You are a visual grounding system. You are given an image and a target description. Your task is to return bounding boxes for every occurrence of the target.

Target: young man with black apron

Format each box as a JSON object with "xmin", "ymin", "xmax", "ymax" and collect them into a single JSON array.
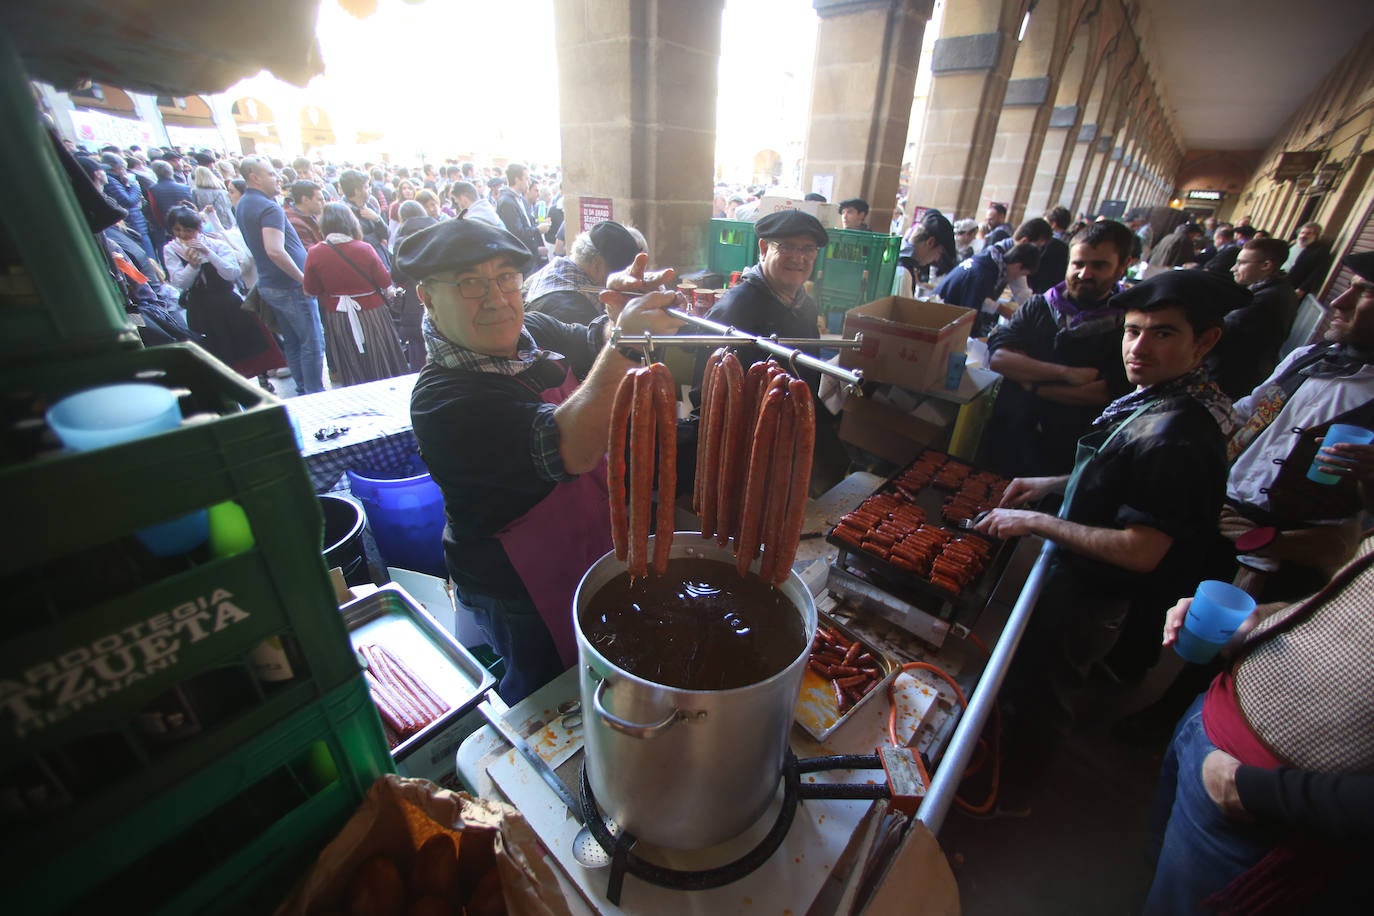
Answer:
[
  {"xmin": 974, "ymin": 270, "xmax": 1248, "ymax": 814},
  {"xmin": 399, "ymin": 217, "xmax": 682, "ymax": 703}
]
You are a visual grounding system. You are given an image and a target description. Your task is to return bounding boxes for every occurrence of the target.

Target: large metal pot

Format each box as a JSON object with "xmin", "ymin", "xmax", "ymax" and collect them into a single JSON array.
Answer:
[{"xmin": 574, "ymin": 535, "xmax": 816, "ymax": 849}]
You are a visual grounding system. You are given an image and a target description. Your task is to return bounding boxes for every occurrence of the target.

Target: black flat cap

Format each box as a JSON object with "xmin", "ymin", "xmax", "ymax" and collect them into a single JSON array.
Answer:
[
  {"xmin": 1111, "ymin": 268, "xmax": 1252, "ymax": 319},
  {"xmin": 755, "ymin": 209, "xmax": 828, "ymax": 246},
  {"xmin": 395, "ymin": 215, "xmax": 532, "ymax": 280},
  {"xmin": 588, "ymin": 220, "xmax": 640, "ymax": 272},
  {"xmin": 1342, "ymin": 251, "xmax": 1374, "ymax": 284},
  {"xmin": 921, "ymin": 210, "xmax": 956, "ymax": 257}
]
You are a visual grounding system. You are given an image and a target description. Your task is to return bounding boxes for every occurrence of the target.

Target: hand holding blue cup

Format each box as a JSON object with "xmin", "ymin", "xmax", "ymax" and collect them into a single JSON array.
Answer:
[
  {"xmin": 1175, "ymin": 580, "xmax": 1256, "ymax": 665},
  {"xmin": 1307, "ymin": 423, "xmax": 1374, "ymax": 485}
]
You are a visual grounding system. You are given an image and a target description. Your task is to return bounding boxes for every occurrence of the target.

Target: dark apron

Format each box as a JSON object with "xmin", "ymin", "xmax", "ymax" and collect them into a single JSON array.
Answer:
[{"xmin": 494, "ymin": 367, "xmax": 613, "ymax": 667}]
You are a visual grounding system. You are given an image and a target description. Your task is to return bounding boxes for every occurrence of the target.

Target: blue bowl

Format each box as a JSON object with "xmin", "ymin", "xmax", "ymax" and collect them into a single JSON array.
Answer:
[{"xmin": 47, "ymin": 383, "xmax": 182, "ymax": 451}]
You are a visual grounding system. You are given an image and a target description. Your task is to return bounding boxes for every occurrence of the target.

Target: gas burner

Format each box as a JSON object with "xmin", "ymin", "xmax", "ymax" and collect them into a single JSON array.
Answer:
[{"xmin": 578, "ymin": 751, "xmax": 892, "ymax": 905}]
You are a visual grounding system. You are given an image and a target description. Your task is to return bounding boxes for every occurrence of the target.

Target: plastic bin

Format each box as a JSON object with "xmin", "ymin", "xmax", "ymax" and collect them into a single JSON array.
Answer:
[
  {"xmin": 0, "ymin": 32, "xmax": 141, "ymax": 364},
  {"xmin": 15, "ymin": 676, "xmax": 393, "ymax": 915},
  {"xmin": 817, "ymin": 229, "xmax": 902, "ymax": 314},
  {"xmin": 0, "ymin": 344, "xmax": 375, "ymax": 896},
  {"xmin": 347, "ymin": 455, "xmax": 447, "ymax": 578},
  {"xmin": 706, "ymin": 219, "xmax": 758, "ymax": 277}
]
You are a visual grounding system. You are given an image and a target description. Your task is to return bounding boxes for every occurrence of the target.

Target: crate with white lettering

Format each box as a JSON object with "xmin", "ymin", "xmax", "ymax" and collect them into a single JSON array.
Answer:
[{"xmin": 0, "ymin": 343, "xmax": 389, "ymax": 910}]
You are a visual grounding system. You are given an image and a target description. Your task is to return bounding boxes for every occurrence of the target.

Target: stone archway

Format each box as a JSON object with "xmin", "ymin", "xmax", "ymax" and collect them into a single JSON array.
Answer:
[
  {"xmin": 753, "ymin": 149, "xmax": 783, "ymax": 185},
  {"xmin": 230, "ymin": 97, "xmax": 280, "ymax": 155}
]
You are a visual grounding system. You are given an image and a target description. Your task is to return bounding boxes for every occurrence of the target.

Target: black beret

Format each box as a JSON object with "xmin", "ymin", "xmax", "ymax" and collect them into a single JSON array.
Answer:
[
  {"xmin": 1342, "ymin": 251, "xmax": 1374, "ymax": 284},
  {"xmin": 1110, "ymin": 268, "xmax": 1252, "ymax": 318},
  {"xmin": 755, "ymin": 209, "xmax": 828, "ymax": 246},
  {"xmin": 921, "ymin": 210, "xmax": 956, "ymax": 257},
  {"xmin": 395, "ymin": 215, "xmax": 532, "ymax": 280},
  {"xmin": 588, "ymin": 220, "xmax": 640, "ymax": 273}
]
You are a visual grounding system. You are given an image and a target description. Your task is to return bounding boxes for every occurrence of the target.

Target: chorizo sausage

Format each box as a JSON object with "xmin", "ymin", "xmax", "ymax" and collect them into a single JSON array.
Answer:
[
  {"xmin": 770, "ymin": 377, "xmax": 816, "ymax": 585},
  {"xmin": 627, "ymin": 367, "xmax": 655, "ymax": 578},
  {"xmin": 607, "ymin": 369, "xmax": 636, "ymax": 561},
  {"xmin": 715, "ymin": 353, "xmax": 747, "ymax": 545},
  {"xmin": 757, "ymin": 390, "xmax": 796, "ymax": 584},
  {"xmin": 694, "ymin": 348, "xmax": 726, "ymax": 515},
  {"xmin": 698, "ymin": 357, "xmax": 728, "ymax": 539},
  {"xmin": 734, "ymin": 385, "xmax": 782, "ymax": 575},
  {"xmin": 650, "ymin": 363, "xmax": 678, "ymax": 575}
]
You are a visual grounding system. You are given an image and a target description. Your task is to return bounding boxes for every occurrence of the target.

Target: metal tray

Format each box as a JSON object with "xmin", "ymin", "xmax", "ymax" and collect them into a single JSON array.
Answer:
[
  {"xmin": 794, "ymin": 611, "xmax": 898, "ymax": 743},
  {"xmin": 824, "ymin": 450, "xmax": 1012, "ymax": 613},
  {"xmin": 341, "ymin": 583, "xmax": 496, "ymax": 763}
]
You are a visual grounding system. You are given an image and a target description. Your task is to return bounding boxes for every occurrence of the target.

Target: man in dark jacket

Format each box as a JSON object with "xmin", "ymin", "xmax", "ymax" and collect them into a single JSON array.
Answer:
[
  {"xmin": 936, "ymin": 241, "xmax": 1040, "ymax": 337},
  {"xmin": 1027, "ymin": 206, "xmax": 1072, "ymax": 295},
  {"xmin": 979, "ymin": 220, "xmax": 1137, "ymax": 478},
  {"xmin": 338, "ymin": 168, "xmax": 392, "ymax": 269},
  {"xmin": 146, "ymin": 159, "xmax": 194, "ymax": 258},
  {"xmin": 1287, "ymin": 221, "xmax": 1333, "ymax": 300},
  {"xmin": 1205, "ymin": 238, "xmax": 1297, "ymax": 398},
  {"xmin": 496, "ymin": 163, "xmax": 547, "ymax": 265},
  {"xmin": 100, "ymin": 152, "xmax": 156, "ymax": 263}
]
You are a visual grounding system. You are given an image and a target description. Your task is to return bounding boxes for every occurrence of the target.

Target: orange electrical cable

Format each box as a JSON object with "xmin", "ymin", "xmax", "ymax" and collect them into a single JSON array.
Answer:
[{"xmin": 886, "ymin": 653, "xmax": 1001, "ymax": 815}]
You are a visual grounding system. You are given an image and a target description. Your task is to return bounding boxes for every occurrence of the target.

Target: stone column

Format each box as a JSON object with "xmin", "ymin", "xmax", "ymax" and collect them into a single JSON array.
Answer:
[
  {"xmin": 553, "ymin": 0, "xmax": 726, "ymax": 270},
  {"xmin": 802, "ymin": 0, "xmax": 936, "ymax": 233},
  {"xmin": 906, "ymin": 0, "xmax": 1029, "ymax": 217}
]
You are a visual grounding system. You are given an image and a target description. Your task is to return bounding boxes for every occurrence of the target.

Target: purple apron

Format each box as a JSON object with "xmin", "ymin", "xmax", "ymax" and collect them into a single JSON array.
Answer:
[{"xmin": 495, "ymin": 368, "xmax": 613, "ymax": 666}]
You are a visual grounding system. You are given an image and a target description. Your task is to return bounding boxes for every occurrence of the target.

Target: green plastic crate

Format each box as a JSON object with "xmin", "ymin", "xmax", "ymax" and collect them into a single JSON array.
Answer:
[
  {"xmin": 817, "ymin": 229, "xmax": 901, "ymax": 313},
  {"xmin": 706, "ymin": 219, "xmax": 758, "ymax": 277},
  {"xmin": 12, "ymin": 675, "xmax": 393, "ymax": 915},
  {"xmin": 0, "ymin": 344, "xmax": 369, "ymax": 883},
  {"xmin": 0, "ymin": 32, "xmax": 141, "ymax": 364}
]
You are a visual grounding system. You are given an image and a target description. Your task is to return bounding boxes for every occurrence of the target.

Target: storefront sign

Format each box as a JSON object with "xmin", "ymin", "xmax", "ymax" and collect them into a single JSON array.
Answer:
[
  {"xmin": 1186, "ymin": 189, "xmax": 1224, "ymax": 201},
  {"xmin": 69, "ymin": 108, "xmax": 159, "ymax": 151}
]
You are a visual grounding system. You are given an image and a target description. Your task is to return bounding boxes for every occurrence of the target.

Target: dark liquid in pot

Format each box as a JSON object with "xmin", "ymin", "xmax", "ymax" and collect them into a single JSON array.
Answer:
[{"xmin": 581, "ymin": 558, "xmax": 807, "ymax": 690}]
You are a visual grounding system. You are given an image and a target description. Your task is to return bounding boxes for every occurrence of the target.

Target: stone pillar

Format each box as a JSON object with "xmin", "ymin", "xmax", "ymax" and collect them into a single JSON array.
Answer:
[
  {"xmin": 802, "ymin": 0, "xmax": 936, "ymax": 233},
  {"xmin": 907, "ymin": 0, "xmax": 1028, "ymax": 217},
  {"xmin": 553, "ymin": 0, "xmax": 725, "ymax": 270},
  {"xmin": 1076, "ymin": 60, "xmax": 1140, "ymax": 216}
]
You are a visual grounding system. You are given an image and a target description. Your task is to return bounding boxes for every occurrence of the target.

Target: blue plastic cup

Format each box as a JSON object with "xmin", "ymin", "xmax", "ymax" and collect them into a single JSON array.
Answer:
[
  {"xmin": 46, "ymin": 383, "xmax": 208, "ymax": 557},
  {"xmin": 1175, "ymin": 580, "xmax": 1256, "ymax": 664},
  {"xmin": 1306, "ymin": 423, "xmax": 1374, "ymax": 485}
]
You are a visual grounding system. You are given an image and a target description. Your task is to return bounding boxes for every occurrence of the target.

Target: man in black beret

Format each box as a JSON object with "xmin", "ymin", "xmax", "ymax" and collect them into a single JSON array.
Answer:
[
  {"xmin": 523, "ymin": 219, "xmax": 643, "ymax": 324},
  {"xmin": 400, "ymin": 216, "xmax": 682, "ymax": 703},
  {"xmin": 691, "ymin": 209, "xmax": 847, "ymax": 491},
  {"xmin": 1219, "ymin": 249, "xmax": 1374, "ymax": 596},
  {"xmin": 977, "ymin": 268, "xmax": 1243, "ymax": 813}
]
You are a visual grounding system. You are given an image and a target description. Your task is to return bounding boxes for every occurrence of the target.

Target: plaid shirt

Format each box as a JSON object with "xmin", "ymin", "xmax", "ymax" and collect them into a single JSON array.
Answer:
[{"xmin": 422, "ymin": 313, "xmax": 573, "ymax": 482}]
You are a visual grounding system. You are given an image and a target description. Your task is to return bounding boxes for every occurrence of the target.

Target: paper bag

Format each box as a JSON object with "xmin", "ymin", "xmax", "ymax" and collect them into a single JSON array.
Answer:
[{"xmin": 275, "ymin": 774, "xmax": 573, "ymax": 916}]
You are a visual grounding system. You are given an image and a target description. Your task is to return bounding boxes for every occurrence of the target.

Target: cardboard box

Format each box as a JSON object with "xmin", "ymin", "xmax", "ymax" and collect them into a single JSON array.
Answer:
[
  {"xmin": 750, "ymin": 195, "xmax": 841, "ymax": 228},
  {"xmin": 838, "ymin": 394, "xmax": 956, "ymax": 466},
  {"xmin": 840, "ymin": 297, "xmax": 975, "ymax": 392}
]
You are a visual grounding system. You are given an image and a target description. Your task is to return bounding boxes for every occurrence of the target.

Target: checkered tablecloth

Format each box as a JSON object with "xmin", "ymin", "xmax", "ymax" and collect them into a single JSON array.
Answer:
[{"xmin": 286, "ymin": 374, "xmax": 422, "ymax": 492}]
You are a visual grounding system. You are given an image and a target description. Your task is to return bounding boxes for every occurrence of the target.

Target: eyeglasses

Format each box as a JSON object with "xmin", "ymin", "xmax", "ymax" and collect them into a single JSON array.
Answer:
[
  {"xmin": 425, "ymin": 271, "xmax": 523, "ymax": 300},
  {"xmin": 770, "ymin": 242, "xmax": 821, "ymax": 259}
]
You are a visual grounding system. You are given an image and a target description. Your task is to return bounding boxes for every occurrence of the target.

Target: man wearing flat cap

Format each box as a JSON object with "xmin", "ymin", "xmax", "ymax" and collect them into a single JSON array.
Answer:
[
  {"xmin": 693, "ymin": 209, "xmax": 847, "ymax": 491},
  {"xmin": 1218, "ymin": 250, "xmax": 1374, "ymax": 595},
  {"xmin": 401, "ymin": 216, "xmax": 682, "ymax": 704},
  {"xmin": 977, "ymin": 269, "xmax": 1244, "ymax": 812},
  {"xmin": 523, "ymin": 220, "xmax": 643, "ymax": 325}
]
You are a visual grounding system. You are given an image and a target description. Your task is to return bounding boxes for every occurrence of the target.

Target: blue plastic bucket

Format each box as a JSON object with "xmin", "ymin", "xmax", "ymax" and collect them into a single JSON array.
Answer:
[{"xmin": 346, "ymin": 455, "xmax": 446, "ymax": 578}]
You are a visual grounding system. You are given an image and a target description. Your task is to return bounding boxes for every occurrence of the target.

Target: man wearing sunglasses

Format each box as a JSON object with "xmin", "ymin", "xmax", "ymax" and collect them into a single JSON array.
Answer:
[{"xmin": 399, "ymin": 216, "xmax": 682, "ymax": 704}]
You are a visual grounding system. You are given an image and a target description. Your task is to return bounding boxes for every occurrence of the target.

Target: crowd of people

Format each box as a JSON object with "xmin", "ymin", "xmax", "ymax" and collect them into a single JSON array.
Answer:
[{"xmin": 65, "ymin": 135, "xmax": 1372, "ymax": 913}]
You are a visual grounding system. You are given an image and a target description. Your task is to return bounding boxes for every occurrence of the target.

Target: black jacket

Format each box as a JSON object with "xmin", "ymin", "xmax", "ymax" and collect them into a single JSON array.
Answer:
[
  {"xmin": 1288, "ymin": 240, "xmax": 1332, "ymax": 296},
  {"xmin": 1206, "ymin": 275, "xmax": 1298, "ymax": 400}
]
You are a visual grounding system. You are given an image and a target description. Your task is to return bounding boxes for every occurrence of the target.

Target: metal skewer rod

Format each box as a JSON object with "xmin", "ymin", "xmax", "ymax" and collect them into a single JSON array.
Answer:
[
  {"xmin": 650, "ymin": 335, "xmax": 864, "ymax": 349},
  {"xmin": 616, "ymin": 307, "xmax": 865, "ymax": 388}
]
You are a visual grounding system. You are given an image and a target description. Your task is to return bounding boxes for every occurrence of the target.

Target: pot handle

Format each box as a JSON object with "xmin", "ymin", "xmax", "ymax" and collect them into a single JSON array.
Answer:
[{"xmin": 592, "ymin": 677, "xmax": 697, "ymax": 739}]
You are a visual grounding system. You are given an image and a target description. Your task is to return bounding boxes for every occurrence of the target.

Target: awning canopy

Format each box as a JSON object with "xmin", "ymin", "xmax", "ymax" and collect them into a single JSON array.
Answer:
[{"xmin": 2, "ymin": 0, "xmax": 325, "ymax": 96}]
